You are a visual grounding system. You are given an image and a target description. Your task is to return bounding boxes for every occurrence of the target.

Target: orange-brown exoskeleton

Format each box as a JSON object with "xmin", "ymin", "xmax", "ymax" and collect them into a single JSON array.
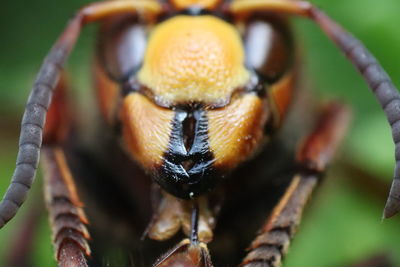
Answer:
[{"xmin": 1, "ymin": 0, "xmax": 400, "ymax": 266}]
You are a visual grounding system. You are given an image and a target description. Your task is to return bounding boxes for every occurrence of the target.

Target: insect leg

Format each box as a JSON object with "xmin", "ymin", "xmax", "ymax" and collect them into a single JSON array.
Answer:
[
  {"xmin": 0, "ymin": 0, "xmax": 162, "ymax": 229},
  {"xmin": 241, "ymin": 102, "xmax": 350, "ymax": 267},
  {"xmin": 39, "ymin": 74, "xmax": 90, "ymax": 267},
  {"xmin": 229, "ymin": 0, "xmax": 400, "ymax": 219},
  {"xmin": 42, "ymin": 147, "xmax": 90, "ymax": 267}
]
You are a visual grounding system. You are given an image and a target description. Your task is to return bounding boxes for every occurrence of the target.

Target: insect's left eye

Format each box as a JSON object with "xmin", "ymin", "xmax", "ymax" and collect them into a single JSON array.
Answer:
[
  {"xmin": 243, "ymin": 17, "xmax": 293, "ymax": 83},
  {"xmin": 98, "ymin": 16, "xmax": 148, "ymax": 81}
]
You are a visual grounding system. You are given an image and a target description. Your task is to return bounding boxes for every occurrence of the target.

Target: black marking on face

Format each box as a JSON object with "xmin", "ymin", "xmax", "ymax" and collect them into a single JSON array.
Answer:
[{"xmin": 155, "ymin": 108, "xmax": 219, "ymax": 199}]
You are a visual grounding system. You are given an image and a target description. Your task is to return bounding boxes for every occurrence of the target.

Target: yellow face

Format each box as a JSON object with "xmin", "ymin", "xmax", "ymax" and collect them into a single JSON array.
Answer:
[
  {"xmin": 137, "ymin": 16, "xmax": 250, "ymax": 107},
  {"xmin": 105, "ymin": 14, "xmax": 294, "ymax": 198}
]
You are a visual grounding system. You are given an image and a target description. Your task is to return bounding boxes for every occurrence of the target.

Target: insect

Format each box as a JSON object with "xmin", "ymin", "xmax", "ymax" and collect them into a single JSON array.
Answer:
[{"xmin": 0, "ymin": 0, "xmax": 399, "ymax": 266}]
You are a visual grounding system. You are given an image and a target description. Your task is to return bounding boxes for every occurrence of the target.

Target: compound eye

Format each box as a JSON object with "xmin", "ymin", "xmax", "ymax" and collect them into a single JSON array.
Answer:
[
  {"xmin": 244, "ymin": 18, "xmax": 293, "ymax": 83},
  {"xmin": 98, "ymin": 17, "xmax": 147, "ymax": 81}
]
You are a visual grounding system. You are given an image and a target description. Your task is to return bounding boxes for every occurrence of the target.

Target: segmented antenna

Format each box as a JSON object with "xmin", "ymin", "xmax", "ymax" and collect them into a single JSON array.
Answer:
[
  {"xmin": 0, "ymin": 0, "xmax": 161, "ymax": 229},
  {"xmin": 309, "ymin": 8, "xmax": 400, "ymax": 218},
  {"xmin": 229, "ymin": 0, "xmax": 400, "ymax": 217},
  {"xmin": 0, "ymin": 18, "xmax": 81, "ymax": 228}
]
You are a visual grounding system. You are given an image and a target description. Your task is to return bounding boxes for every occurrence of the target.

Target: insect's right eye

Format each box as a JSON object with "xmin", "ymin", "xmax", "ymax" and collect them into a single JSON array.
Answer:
[
  {"xmin": 243, "ymin": 16, "xmax": 293, "ymax": 83},
  {"xmin": 98, "ymin": 17, "xmax": 148, "ymax": 81}
]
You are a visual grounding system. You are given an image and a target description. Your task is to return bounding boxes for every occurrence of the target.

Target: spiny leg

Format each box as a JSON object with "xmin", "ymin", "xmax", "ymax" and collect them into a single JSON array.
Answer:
[
  {"xmin": 41, "ymin": 74, "xmax": 90, "ymax": 267},
  {"xmin": 42, "ymin": 147, "xmax": 90, "ymax": 267},
  {"xmin": 241, "ymin": 102, "xmax": 350, "ymax": 267},
  {"xmin": 228, "ymin": 0, "xmax": 400, "ymax": 218},
  {"xmin": 0, "ymin": 0, "xmax": 162, "ymax": 229}
]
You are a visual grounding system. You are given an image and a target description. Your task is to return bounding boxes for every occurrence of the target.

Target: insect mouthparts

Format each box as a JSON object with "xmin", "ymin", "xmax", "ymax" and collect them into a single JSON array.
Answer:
[{"xmin": 153, "ymin": 108, "xmax": 219, "ymax": 199}]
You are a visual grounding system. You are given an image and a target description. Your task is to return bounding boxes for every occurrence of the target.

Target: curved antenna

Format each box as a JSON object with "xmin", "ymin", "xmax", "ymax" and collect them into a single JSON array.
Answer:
[
  {"xmin": 309, "ymin": 9, "xmax": 400, "ymax": 219},
  {"xmin": 229, "ymin": 0, "xmax": 400, "ymax": 219},
  {"xmin": 0, "ymin": 0, "xmax": 162, "ymax": 229}
]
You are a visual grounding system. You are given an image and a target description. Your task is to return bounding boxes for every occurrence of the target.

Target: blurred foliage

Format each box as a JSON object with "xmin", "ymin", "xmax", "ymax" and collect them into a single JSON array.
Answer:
[{"xmin": 0, "ymin": 0, "xmax": 400, "ymax": 266}]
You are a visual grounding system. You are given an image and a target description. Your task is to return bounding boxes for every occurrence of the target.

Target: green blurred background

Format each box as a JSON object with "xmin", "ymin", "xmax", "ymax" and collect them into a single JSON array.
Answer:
[{"xmin": 0, "ymin": 0, "xmax": 400, "ymax": 266}]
